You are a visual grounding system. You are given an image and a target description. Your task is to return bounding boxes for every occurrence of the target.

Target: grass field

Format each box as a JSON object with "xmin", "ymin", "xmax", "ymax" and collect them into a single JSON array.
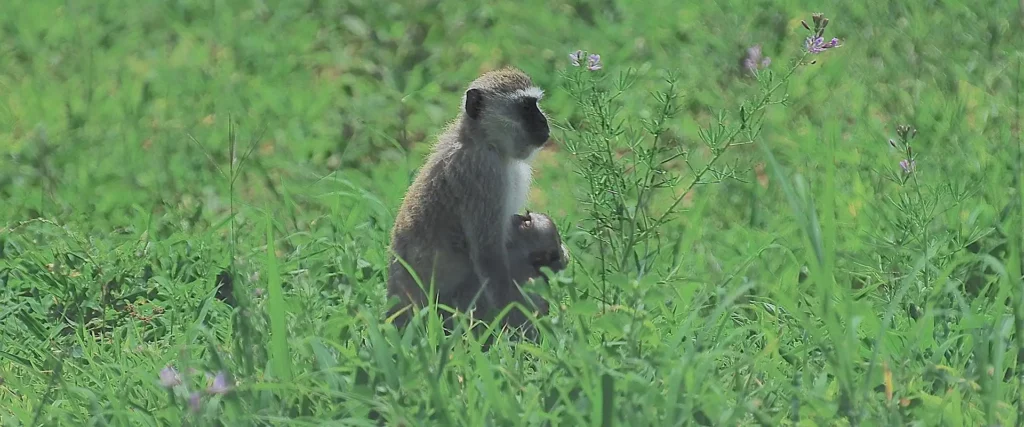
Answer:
[{"xmin": 2, "ymin": 0, "xmax": 1024, "ymax": 425}]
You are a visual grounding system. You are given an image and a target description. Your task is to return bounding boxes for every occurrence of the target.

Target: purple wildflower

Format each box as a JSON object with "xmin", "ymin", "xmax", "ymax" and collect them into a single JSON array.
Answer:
[
  {"xmin": 159, "ymin": 366, "xmax": 182, "ymax": 388},
  {"xmin": 899, "ymin": 159, "xmax": 916, "ymax": 174},
  {"xmin": 569, "ymin": 49, "xmax": 603, "ymax": 71},
  {"xmin": 743, "ymin": 44, "xmax": 771, "ymax": 74},
  {"xmin": 207, "ymin": 371, "xmax": 232, "ymax": 395},
  {"xmin": 805, "ymin": 36, "xmax": 841, "ymax": 54},
  {"xmin": 569, "ymin": 50, "xmax": 583, "ymax": 67},
  {"xmin": 188, "ymin": 392, "xmax": 202, "ymax": 413}
]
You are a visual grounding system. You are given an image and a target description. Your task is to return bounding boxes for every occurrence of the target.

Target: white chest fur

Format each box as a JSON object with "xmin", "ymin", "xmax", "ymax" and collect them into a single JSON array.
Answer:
[{"xmin": 504, "ymin": 159, "xmax": 533, "ymax": 223}]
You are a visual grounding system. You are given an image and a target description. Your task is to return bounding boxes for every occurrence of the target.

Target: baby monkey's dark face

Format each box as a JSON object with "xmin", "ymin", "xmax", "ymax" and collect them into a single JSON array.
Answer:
[{"xmin": 511, "ymin": 212, "xmax": 567, "ymax": 275}]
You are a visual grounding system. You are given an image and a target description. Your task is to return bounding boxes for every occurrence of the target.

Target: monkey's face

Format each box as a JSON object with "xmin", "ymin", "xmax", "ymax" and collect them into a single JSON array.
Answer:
[
  {"xmin": 512, "ymin": 95, "xmax": 551, "ymax": 145},
  {"xmin": 465, "ymin": 87, "xmax": 551, "ymax": 160},
  {"xmin": 512, "ymin": 212, "xmax": 567, "ymax": 272}
]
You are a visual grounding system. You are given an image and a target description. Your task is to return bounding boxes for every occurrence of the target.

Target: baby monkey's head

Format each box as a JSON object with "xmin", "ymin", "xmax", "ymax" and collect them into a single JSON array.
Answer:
[{"xmin": 511, "ymin": 211, "xmax": 569, "ymax": 274}]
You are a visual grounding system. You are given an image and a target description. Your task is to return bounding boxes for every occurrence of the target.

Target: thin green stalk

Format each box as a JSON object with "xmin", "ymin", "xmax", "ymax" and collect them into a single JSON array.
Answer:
[{"xmin": 654, "ymin": 52, "xmax": 808, "ymax": 227}]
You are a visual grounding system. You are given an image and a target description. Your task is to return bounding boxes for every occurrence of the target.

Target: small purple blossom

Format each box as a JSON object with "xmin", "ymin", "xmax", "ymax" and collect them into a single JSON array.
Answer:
[
  {"xmin": 743, "ymin": 44, "xmax": 771, "ymax": 74},
  {"xmin": 899, "ymin": 159, "xmax": 916, "ymax": 174},
  {"xmin": 800, "ymin": 13, "xmax": 842, "ymax": 57},
  {"xmin": 569, "ymin": 49, "xmax": 602, "ymax": 71},
  {"xmin": 805, "ymin": 36, "xmax": 841, "ymax": 54},
  {"xmin": 207, "ymin": 371, "xmax": 232, "ymax": 395},
  {"xmin": 159, "ymin": 366, "xmax": 182, "ymax": 388},
  {"xmin": 569, "ymin": 50, "xmax": 583, "ymax": 67},
  {"xmin": 188, "ymin": 392, "xmax": 202, "ymax": 413}
]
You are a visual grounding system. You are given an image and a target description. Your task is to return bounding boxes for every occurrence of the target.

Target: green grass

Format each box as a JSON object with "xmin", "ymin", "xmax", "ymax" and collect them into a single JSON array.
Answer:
[{"xmin": 1, "ymin": 0, "xmax": 1022, "ymax": 425}]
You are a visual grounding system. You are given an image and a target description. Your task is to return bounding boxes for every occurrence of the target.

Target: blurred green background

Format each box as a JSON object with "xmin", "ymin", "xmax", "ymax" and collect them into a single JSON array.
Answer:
[{"xmin": 1, "ymin": 0, "xmax": 1022, "ymax": 425}]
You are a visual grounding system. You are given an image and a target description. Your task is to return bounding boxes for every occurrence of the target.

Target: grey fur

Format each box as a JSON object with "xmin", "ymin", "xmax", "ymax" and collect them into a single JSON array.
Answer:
[
  {"xmin": 449, "ymin": 211, "xmax": 570, "ymax": 328},
  {"xmin": 386, "ymin": 67, "xmax": 551, "ymax": 329}
]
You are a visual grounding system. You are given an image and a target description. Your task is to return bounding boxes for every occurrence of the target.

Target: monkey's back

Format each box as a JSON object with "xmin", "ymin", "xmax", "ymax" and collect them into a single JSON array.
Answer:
[{"xmin": 387, "ymin": 139, "xmax": 482, "ymax": 303}]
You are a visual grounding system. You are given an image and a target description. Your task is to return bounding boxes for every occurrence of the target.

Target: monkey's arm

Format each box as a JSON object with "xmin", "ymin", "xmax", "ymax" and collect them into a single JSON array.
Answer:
[
  {"xmin": 455, "ymin": 165, "xmax": 516, "ymax": 309},
  {"xmin": 462, "ymin": 215, "xmax": 515, "ymax": 308}
]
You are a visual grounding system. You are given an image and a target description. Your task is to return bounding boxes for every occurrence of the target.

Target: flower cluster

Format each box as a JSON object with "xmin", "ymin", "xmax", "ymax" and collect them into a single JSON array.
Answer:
[
  {"xmin": 742, "ymin": 44, "xmax": 771, "ymax": 74},
  {"xmin": 899, "ymin": 158, "xmax": 916, "ymax": 174},
  {"xmin": 801, "ymin": 13, "xmax": 842, "ymax": 54},
  {"xmin": 159, "ymin": 365, "xmax": 182, "ymax": 388},
  {"xmin": 569, "ymin": 50, "xmax": 602, "ymax": 71},
  {"xmin": 159, "ymin": 366, "xmax": 234, "ymax": 414},
  {"xmin": 888, "ymin": 124, "xmax": 918, "ymax": 175}
]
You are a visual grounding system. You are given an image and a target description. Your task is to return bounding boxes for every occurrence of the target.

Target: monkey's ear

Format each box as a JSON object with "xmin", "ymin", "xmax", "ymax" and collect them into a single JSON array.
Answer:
[{"xmin": 465, "ymin": 88, "xmax": 484, "ymax": 120}]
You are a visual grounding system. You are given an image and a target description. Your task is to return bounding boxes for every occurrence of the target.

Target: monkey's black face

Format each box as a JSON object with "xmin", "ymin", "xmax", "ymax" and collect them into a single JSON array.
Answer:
[
  {"xmin": 517, "ymin": 97, "xmax": 550, "ymax": 146},
  {"xmin": 464, "ymin": 85, "xmax": 551, "ymax": 159}
]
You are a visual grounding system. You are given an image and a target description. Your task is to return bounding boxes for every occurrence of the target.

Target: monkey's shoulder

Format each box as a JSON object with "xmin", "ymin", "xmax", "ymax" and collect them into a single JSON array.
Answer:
[{"xmin": 420, "ymin": 144, "xmax": 507, "ymax": 190}]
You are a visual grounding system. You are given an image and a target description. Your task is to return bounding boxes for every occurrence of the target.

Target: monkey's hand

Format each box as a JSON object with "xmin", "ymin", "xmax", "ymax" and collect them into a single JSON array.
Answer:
[
  {"xmin": 467, "ymin": 242, "xmax": 516, "ymax": 309},
  {"xmin": 462, "ymin": 209, "xmax": 516, "ymax": 311}
]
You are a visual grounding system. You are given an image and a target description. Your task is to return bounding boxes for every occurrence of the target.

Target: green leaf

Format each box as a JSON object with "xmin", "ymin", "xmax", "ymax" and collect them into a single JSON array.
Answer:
[{"xmin": 265, "ymin": 208, "xmax": 292, "ymax": 382}]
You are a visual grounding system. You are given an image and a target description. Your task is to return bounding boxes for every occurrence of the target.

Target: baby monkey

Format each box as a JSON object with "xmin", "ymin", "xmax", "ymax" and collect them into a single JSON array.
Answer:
[{"xmin": 448, "ymin": 211, "xmax": 570, "ymax": 330}]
